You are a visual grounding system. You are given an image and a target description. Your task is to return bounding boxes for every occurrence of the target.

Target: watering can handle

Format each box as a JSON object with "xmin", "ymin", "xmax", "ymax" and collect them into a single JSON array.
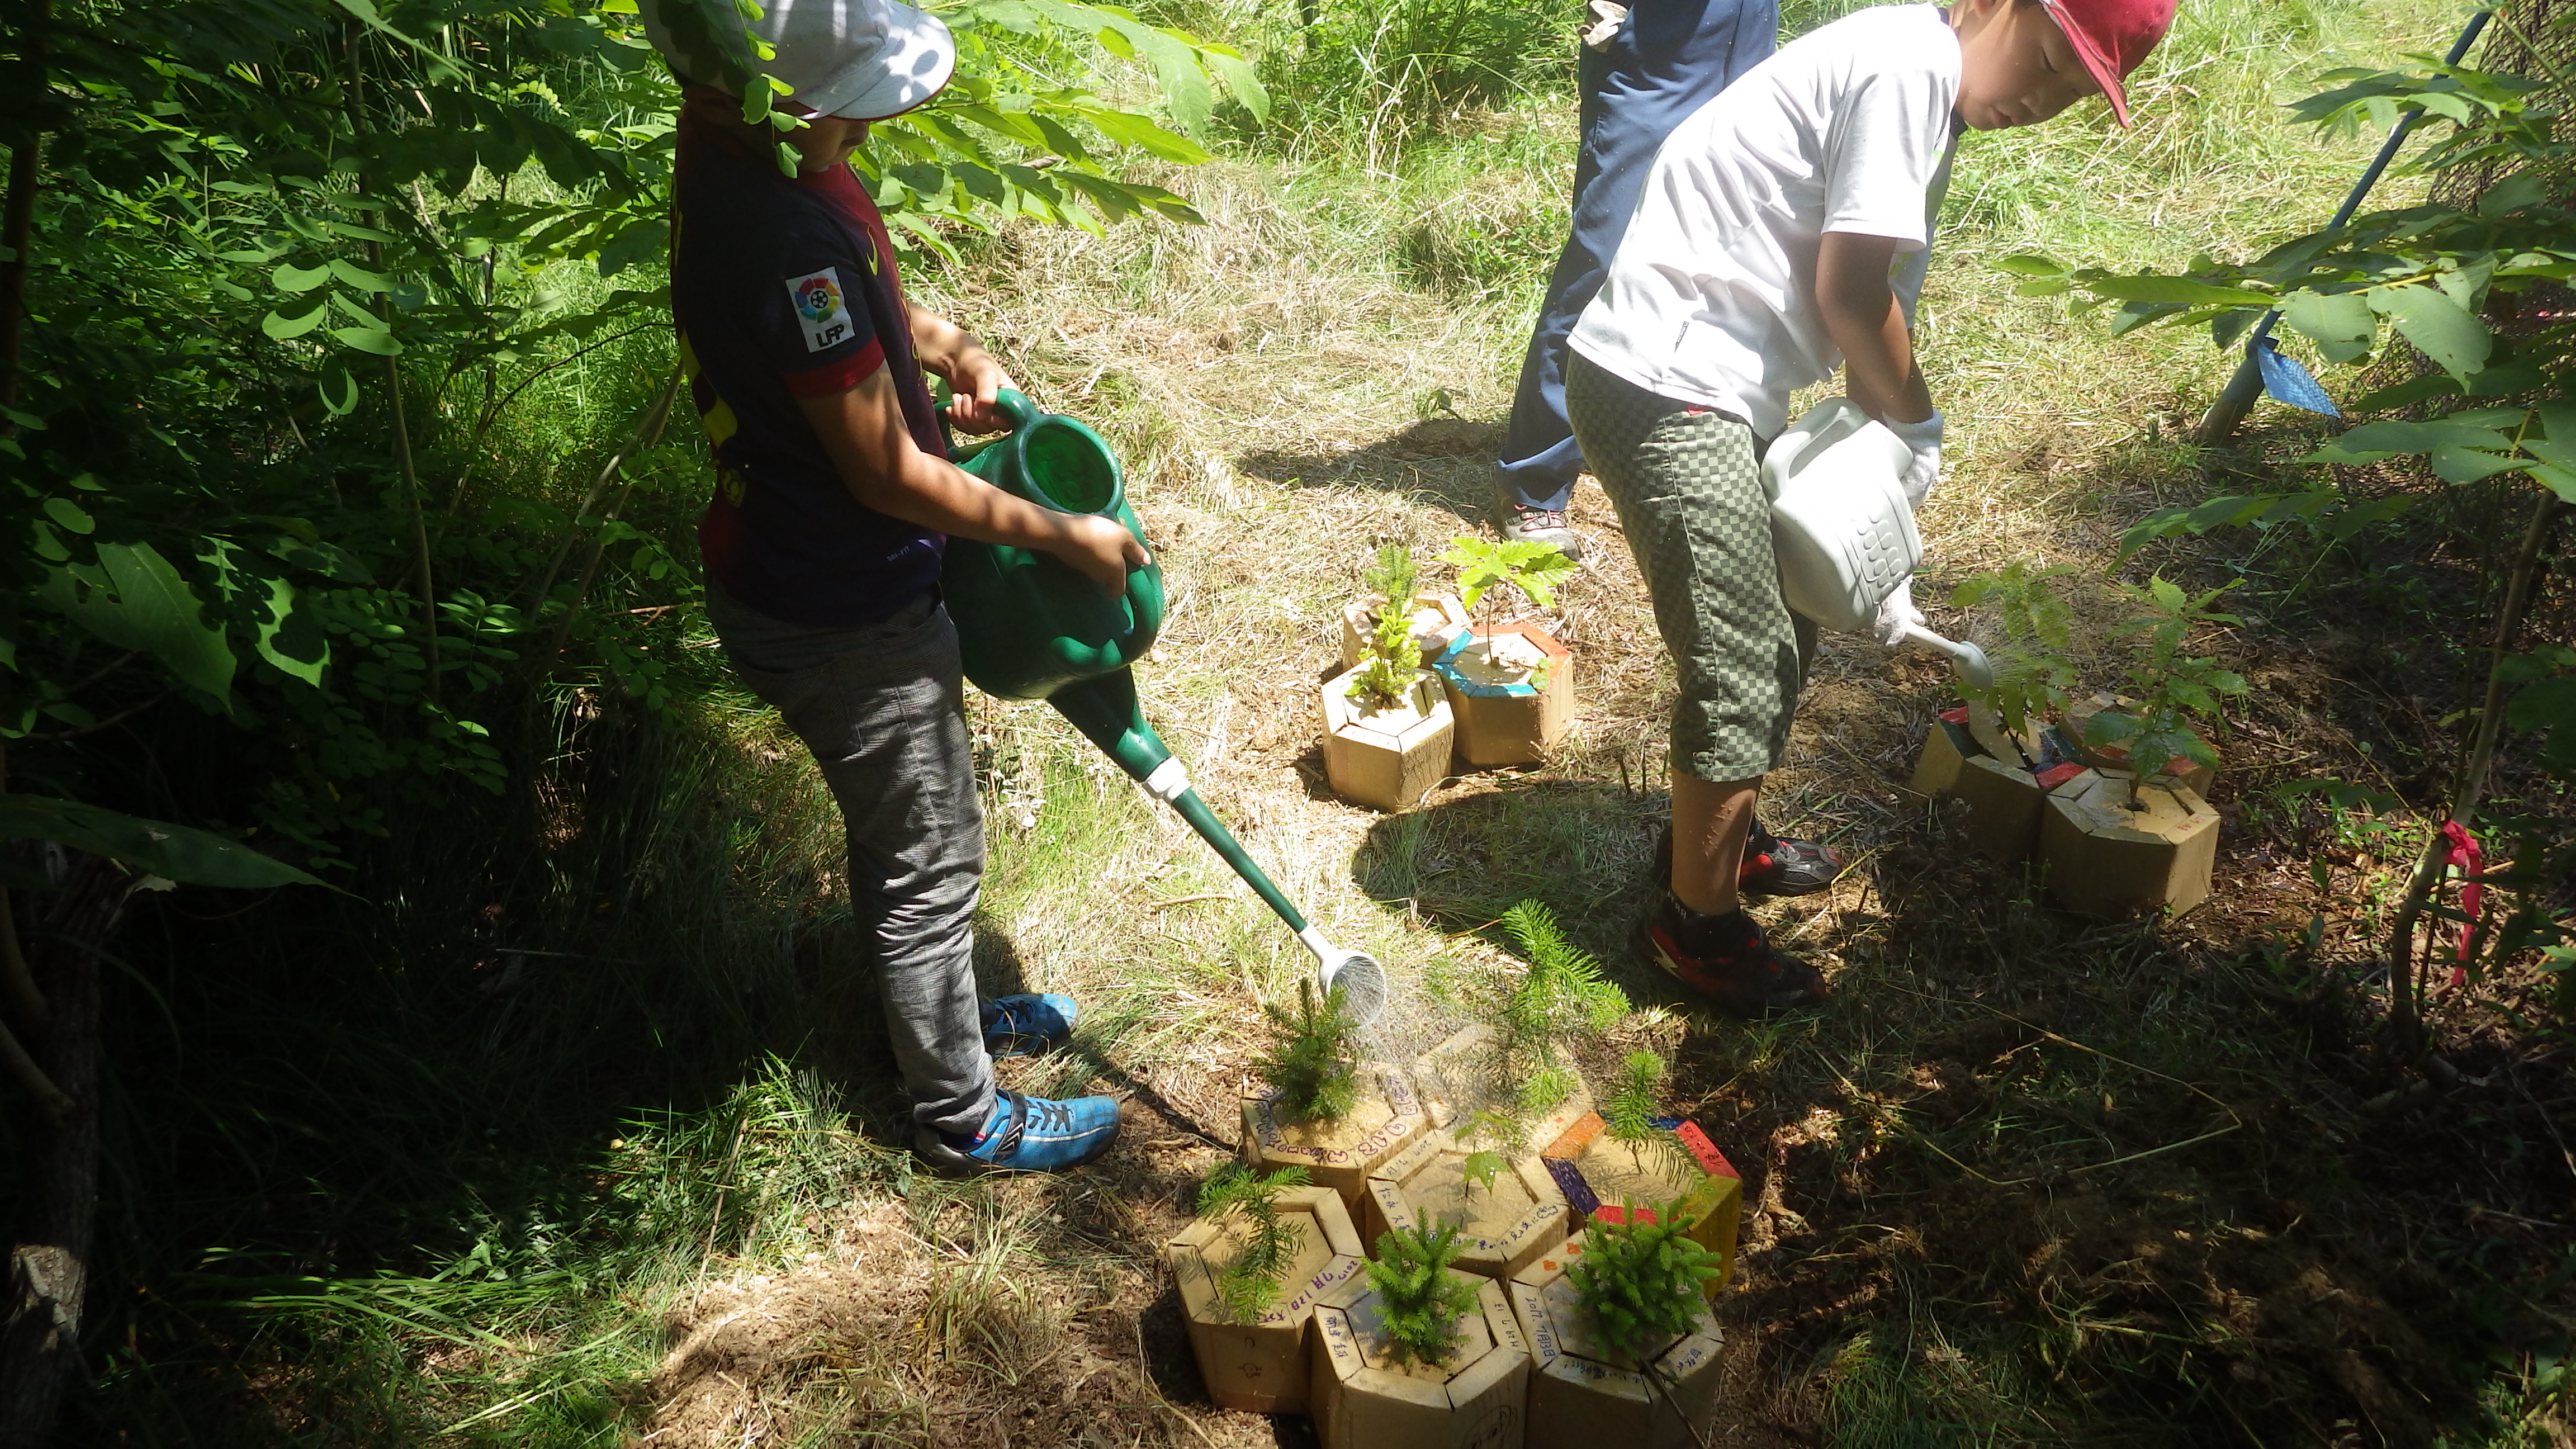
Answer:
[{"xmin": 989, "ymin": 387, "xmax": 1040, "ymax": 434}]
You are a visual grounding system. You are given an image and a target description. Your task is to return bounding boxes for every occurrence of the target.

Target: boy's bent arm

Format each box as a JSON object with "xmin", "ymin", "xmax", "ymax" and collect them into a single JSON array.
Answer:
[
  {"xmin": 796, "ymin": 365, "xmax": 1147, "ymax": 595},
  {"xmin": 1815, "ymin": 230, "xmax": 1935, "ymax": 427}
]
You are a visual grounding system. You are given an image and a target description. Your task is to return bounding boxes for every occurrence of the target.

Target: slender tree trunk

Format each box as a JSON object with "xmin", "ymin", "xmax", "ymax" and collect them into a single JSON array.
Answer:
[
  {"xmin": 0, "ymin": 136, "xmax": 38, "ymax": 418},
  {"xmin": 2386, "ymin": 490, "xmax": 2561, "ymax": 1058},
  {"xmin": 0, "ymin": 853, "xmax": 125, "ymax": 1447},
  {"xmin": 343, "ymin": 33, "xmax": 441, "ymax": 700}
]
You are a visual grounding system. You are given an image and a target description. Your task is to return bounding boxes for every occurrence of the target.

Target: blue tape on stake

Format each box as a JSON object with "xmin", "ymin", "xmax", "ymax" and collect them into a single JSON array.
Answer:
[{"xmin": 2255, "ymin": 337, "xmax": 2341, "ymax": 418}]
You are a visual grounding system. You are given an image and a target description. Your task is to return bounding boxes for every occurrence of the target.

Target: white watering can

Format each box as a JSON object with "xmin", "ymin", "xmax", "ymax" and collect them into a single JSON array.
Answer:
[{"xmin": 1763, "ymin": 398, "xmax": 2020, "ymax": 764}]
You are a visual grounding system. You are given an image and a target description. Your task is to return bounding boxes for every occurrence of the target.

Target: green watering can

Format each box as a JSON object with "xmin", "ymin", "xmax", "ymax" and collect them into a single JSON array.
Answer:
[{"xmin": 941, "ymin": 390, "xmax": 1388, "ymax": 1026}]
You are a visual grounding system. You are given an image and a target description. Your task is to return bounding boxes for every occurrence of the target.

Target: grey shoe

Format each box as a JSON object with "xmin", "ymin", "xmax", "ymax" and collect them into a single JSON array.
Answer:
[{"xmin": 1493, "ymin": 494, "xmax": 1584, "ymax": 561}]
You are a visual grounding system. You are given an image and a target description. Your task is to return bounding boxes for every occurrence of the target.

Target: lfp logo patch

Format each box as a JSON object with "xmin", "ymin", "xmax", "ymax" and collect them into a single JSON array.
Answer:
[{"xmin": 785, "ymin": 267, "xmax": 854, "ymax": 352}]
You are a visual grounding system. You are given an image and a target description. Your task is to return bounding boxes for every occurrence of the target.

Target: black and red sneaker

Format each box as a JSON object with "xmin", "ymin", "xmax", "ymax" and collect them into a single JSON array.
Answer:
[
  {"xmin": 1651, "ymin": 820, "xmax": 1849, "ymax": 898},
  {"xmin": 1641, "ymin": 894, "xmax": 1829, "ymax": 1017}
]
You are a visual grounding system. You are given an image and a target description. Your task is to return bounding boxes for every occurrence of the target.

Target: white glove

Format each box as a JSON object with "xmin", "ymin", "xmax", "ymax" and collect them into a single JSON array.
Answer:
[
  {"xmin": 1874, "ymin": 575, "xmax": 1926, "ymax": 648},
  {"xmin": 1884, "ymin": 409, "xmax": 1944, "ymax": 510}
]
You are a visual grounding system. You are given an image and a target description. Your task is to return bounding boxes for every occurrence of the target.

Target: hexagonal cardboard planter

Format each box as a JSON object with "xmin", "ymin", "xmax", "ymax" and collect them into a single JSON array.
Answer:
[
  {"xmin": 1536, "ymin": 1112, "xmax": 1744, "ymax": 1296},
  {"xmin": 1412, "ymin": 1024, "xmax": 1596, "ymax": 1158},
  {"xmin": 1322, "ymin": 667, "xmax": 1457, "ymax": 813},
  {"xmin": 1507, "ymin": 1235, "xmax": 1723, "ymax": 1449},
  {"xmin": 1310, "ymin": 1265, "xmax": 1532, "ymax": 1449},
  {"xmin": 1242, "ymin": 1064, "xmax": 1433, "ymax": 1213},
  {"xmin": 2064, "ymin": 693, "xmax": 2219, "ymax": 797},
  {"xmin": 1362, "ymin": 1129, "xmax": 1570, "ymax": 1282},
  {"xmin": 1342, "ymin": 592, "xmax": 1474, "ymax": 671},
  {"xmin": 1166, "ymin": 1184, "xmax": 1368, "ymax": 1414},
  {"xmin": 2039, "ymin": 768, "xmax": 2221, "ymax": 920},
  {"xmin": 1433, "ymin": 625, "xmax": 1574, "ymax": 767},
  {"xmin": 1910, "ymin": 708, "xmax": 2090, "ymax": 863}
]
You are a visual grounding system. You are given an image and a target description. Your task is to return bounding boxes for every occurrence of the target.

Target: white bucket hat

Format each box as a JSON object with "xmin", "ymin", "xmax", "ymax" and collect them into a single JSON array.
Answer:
[{"xmin": 645, "ymin": 0, "xmax": 956, "ymax": 121}]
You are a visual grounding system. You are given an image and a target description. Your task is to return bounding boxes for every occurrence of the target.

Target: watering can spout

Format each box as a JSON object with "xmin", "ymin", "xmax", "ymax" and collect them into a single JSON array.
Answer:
[{"xmin": 1897, "ymin": 623, "xmax": 1993, "ymax": 694}]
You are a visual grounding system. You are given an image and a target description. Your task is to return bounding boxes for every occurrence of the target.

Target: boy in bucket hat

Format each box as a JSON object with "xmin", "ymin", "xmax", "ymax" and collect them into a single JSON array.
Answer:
[
  {"xmin": 646, "ymin": 0, "xmax": 1148, "ymax": 1171},
  {"xmin": 1565, "ymin": 0, "xmax": 2175, "ymax": 1015}
]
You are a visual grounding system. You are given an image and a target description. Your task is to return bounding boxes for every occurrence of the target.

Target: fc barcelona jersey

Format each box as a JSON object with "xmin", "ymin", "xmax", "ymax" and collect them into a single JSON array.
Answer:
[{"xmin": 668, "ymin": 104, "xmax": 951, "ymax": 626}]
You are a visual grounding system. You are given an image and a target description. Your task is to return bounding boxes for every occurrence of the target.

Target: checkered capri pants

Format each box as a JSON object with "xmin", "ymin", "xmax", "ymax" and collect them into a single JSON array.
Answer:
[{"xmin": 1565, "ymin": 351, "xmax": 1815, "ymax": 783}]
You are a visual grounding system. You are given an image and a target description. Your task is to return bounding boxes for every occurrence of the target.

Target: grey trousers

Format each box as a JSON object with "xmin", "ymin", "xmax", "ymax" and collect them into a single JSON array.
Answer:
[{"xmin": 707, "ymin": 584, "xmax": 996, "ymax": 1138}]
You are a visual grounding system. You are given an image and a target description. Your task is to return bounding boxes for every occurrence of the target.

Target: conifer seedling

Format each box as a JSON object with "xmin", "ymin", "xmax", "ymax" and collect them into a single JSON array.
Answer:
[
  {"xmin": 1349, "ymin": 543, "xmax": 1426, "ymax": 712},
  {"xmin": 1497, "ymin": 899, "xmax": 1627, "ymax": 1109},
  {"xmin": 1257, "ymin": 978, "xmax": 1360, "ymax": 1124},
  {"xmin": 1195, "ymin": 1163, "xmax": 1313, "ymax": 1324},
  {"xmin": 1603, "ymin": 1049, "xmax": 1676, "ymax": 1172},
  {"xmin": 1566, "ymin": 1197, "xmax": 1725, "ymax": 1365},
  {"xmin": 1365, "ymin": 1211, "xmax": 1483, "ymax": 1369}
]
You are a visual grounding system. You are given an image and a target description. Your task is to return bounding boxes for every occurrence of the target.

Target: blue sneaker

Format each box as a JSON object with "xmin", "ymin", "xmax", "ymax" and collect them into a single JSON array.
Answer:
[
  {"xmin": 981, "ymin": 993, "xmax": 1078, "ymax": 1057},
  {"xmin": 916, "ymin": 1090, "xmax": 1121, "ymax": 1173}
]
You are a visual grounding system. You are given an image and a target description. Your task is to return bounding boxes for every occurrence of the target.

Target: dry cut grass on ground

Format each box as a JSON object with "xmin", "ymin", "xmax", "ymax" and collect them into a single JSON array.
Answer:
[{"xmin": 586, "ymin": 5, "xmax": 2576, "ymax": 1446}]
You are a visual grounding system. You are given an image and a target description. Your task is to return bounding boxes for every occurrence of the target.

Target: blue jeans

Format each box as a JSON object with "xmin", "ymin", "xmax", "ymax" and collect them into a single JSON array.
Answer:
[{"xmin": 1496, "ymin": 0, "xmax": 1779, "ymax": 514}]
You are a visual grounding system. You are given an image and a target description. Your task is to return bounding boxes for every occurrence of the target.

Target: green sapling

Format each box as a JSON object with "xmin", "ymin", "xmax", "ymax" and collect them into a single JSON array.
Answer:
[
  {"xmin": 1443, "ymin": 534, "xmax": 1577, "ymax": 637},
  {"xmin": 1566, "ymin": 1197, "xmax": 1725, "ymax": 1364},
  {"xmin": 1196, "ymin": 1163, "xmax": 1313, "ymax": 1323},
  {"xmin": 1349, "ymin": 543, "xmax": 1427, "ymax": 712},
  {"xmin": 1256, "ymin": 978, "xmax": 1361, "ymax": 1124},
  {"xmin": 2089, "ymin": 575, "xmax": 2246, "ymax": 804},
  {"xmin": 1949, "ymin": 560, "xmax": 2081, "ymax": 736},
  {"xmin": 1365, "ymin": 1210, "xmax": 1484, "ymax": 1369}
]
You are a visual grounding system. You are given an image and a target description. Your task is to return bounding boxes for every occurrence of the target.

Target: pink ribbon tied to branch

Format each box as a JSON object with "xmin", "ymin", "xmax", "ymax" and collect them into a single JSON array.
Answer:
[{"xmin": 2440, "ymin": 819, "xmax": 2484, "ymax": 989}]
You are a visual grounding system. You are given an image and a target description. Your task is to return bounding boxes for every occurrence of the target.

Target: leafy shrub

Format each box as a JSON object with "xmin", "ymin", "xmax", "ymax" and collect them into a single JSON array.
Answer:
[
  {"xmin": 2087, "ymin": 576, "xmax": 2246, "ymax": 795},
  {"xmin": 1948, "ymin": 561, "xmax": 2081, "ymax": 735}
]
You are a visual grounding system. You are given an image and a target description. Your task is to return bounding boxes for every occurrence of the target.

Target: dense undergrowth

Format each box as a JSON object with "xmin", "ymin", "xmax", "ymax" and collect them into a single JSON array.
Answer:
[{"xmin": 1, "ymin": 0, "xmax": 2570, "ymax": 1445}]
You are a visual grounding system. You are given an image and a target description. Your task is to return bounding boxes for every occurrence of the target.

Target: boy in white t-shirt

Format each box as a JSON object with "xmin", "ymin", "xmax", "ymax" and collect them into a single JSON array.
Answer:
[{"xmin": 1566, "ymin": 0, "xmax": 2176, "ymax": 1015}]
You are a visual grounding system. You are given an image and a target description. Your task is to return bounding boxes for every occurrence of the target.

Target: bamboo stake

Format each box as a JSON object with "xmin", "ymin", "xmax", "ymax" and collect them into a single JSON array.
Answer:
[{"xmin": 2386, "ymin": 490, "xmax": 2561, "ymax": 1058}]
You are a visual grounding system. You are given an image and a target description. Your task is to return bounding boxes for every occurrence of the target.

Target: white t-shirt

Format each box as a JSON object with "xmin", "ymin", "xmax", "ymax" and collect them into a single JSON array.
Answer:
[{"xmin": 1569, "ymin": 3, "xmax": 1962, "ymax": 438}]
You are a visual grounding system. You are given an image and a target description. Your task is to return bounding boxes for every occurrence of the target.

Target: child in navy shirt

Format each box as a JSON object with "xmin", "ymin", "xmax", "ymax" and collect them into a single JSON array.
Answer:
[{"xmin": 651, "ymin": 0, "xmax": 1144, "ymax": 1171}]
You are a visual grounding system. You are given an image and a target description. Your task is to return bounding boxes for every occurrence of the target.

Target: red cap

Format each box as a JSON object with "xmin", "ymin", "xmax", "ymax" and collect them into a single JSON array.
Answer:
[{"xmin": 2039, "ymin": 0, "xmax": 2177, "ymax": 127}]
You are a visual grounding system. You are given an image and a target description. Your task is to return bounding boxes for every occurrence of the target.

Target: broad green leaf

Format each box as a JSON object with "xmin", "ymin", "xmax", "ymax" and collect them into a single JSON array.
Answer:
[
  {"xmin": 250, "ymin": 573, "xmax": 328, "ymax": 686},
  {"xmin": 2428, "ymin": 444, "xmax": 2525, "ymax": 484},
  {"xmin": 262, "ymin": 303, "xmax": 330, "ymax": 340},
  {"xmin": 2507, "ymin": 677, "xmax": 2576, "ymax": 732},
  {"xmin": 41, "ymin": 497, "xmax": 93, "ymax": 534},
  {"xmin": 1082, "ymin": 108, "xmax": 1212, "ymax": 163},
  {"xmin": 38, "ymin": 544, "xmax": 236, "ymax": 706},
  {"xmin": 0, "ymin": 795, "xmax": 320, "ymax": 888},
  {"xmin": 2370, "ymin": 283, "xmax": 2491, "ymax": 378},
  {"xmin": 272, "ymin": 262, "xmax": 332, "ymax": 293},
  {"xmin": 330, "ymin": 326, "xmax": 403, "ymax": 356},
  {"xmin": 2086, "ymin": 275, "xmax": 2271, "ymax": 307},
  {"xmin": 328, "ymin": 259, "xmax": 393, "ymax": 292},
  {"xmin": 1993, "ymin": 254, "xmax": 2070, "ymax": 278},
  {"xmin": 2526, "ymin": 463, "xmax": 2576, "ymax": 503},
  {"xmin": 2278, "ymin": 290, "xmax": 2375, "ymax": 363},
  {"xmin": 319, "ymin": 363, "xmax": 360, "ymax": 416}
]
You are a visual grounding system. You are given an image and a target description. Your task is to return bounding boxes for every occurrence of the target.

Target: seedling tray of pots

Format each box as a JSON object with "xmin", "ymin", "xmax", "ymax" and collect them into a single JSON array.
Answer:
[
  {"xmin": 2039, "ymin": 768, "xmax": 2220, "ymax": 920},
  {"xmin": 1362, "ymin": 1129, "xmax": 1570, "ymax": 1282},
  {"xmin": 1433, "ymin": 624, "xmax": 1574, "ymax": 767},
  {"xmin": 1322, "ymin": 667, "xmax": 1456, "ymax": 812},
  {"xmin": 1537, "ymin": 1112, "xmax": 1743, "ymax": 1296},
  {"xmin": 1241, "ymin": 1064, "xmax": 1433, "ymax": 1212},
  {"xmin": 1412, "ymin": 1024, "xmax": 1597, "ymax": 1157},
  {"xmin": 1310, "ymin": 1265, "xmax": 1532, "ymax": 1449},
  {"xmin": 1341, "ymin": 592, "xmax": 1473, "ymax": 671},
  {"xmin": 1507, "ymin": 1235, "xmax": 1723, "ymax": 1449},
  {"xmin": 1167, "ymin": 1183, "xmax": 1369, "ymax": 1414}
]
